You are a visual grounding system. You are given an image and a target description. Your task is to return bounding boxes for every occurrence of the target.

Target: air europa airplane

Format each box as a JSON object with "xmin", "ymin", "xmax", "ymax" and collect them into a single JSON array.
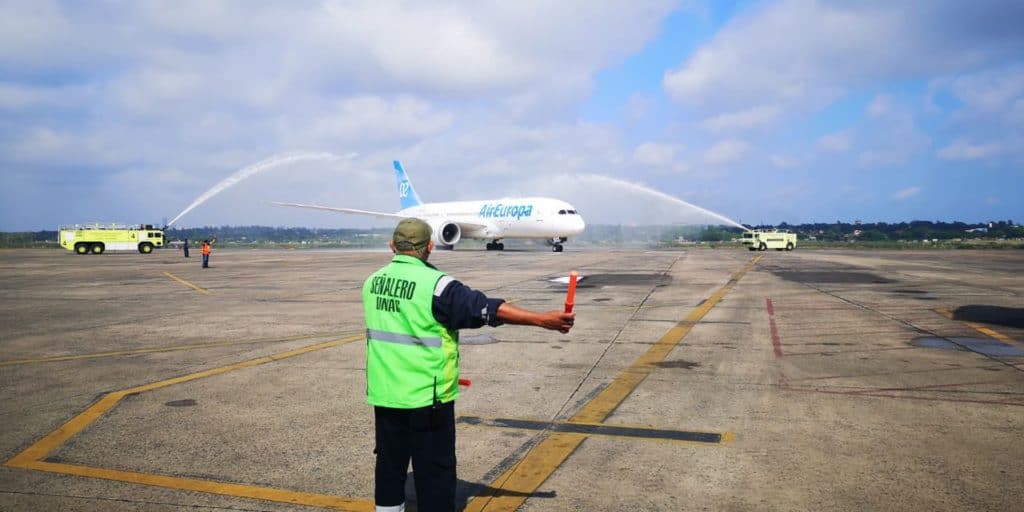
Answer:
[{"xmin": 275, "ymin": 161, "xmax": 586, "ymax": 252}]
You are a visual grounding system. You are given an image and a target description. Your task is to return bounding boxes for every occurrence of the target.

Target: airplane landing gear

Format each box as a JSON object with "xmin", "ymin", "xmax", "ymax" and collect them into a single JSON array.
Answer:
[
  {"xmin": 549, "ymin": 237, "xmax": 566, "ymax": 253},
  {"xmin": 486, "ymin": 241, "xmax": 505, "ymax": 251}
]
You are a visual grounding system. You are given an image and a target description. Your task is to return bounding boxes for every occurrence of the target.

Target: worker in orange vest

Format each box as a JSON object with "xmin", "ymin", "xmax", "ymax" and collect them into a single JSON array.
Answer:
[{"xmin": 201, "ymin": 239, "xmax": 213, "ymax": 268}]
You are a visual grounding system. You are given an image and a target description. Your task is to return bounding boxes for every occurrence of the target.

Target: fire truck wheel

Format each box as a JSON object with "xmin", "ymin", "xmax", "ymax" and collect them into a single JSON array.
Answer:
[
  {"xmin": 90, "ymin": 243, "xmax": 105, "ymax": 254},
  {"xmin": 75, "ymin": 243, "xmax": 89, "ymax": 255},
  {"xmin": 139, "ymin": 243, "xmax": 153, "ymax": 254}
]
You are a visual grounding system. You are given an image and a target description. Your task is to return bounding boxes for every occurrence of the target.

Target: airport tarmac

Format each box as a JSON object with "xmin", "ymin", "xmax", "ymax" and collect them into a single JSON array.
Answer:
[{"xmin": 1, "ymin": 247, "xmax": 1022, "ymax": 511}]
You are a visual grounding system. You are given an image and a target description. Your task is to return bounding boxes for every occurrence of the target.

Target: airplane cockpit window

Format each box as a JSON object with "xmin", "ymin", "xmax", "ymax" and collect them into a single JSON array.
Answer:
[
  {"xmin": 558, "ymin": 209, "xmax": 567, "ymax": 214},
  {"xmin": 567, "ymin": 210, "xmax": 577, "ymax": 214}
]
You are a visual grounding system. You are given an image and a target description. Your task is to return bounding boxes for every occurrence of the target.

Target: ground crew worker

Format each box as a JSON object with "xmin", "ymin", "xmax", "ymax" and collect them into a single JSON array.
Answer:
[
  {"xmin": 363, "ymin": 218, "xmax": 574, "ymax": 512},
  {"xmin": 201, "ymin": 239, "xmax": 212, "ymax": 268},
  {"xmin": 182, "ymin": 238, "xmax": 190, "ymax": 258}
]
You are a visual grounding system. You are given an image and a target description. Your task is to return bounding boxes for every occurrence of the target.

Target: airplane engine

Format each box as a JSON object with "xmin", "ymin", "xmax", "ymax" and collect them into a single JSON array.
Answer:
[{"xmin": 430, "ymin": 220, "xmax": 461, "ymax": 246}]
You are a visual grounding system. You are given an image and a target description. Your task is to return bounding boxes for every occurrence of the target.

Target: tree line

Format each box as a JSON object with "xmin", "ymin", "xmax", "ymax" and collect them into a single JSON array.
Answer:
[{"xmin": 0, "ymin": 220, "xmax": 1020, "ymax": 248}]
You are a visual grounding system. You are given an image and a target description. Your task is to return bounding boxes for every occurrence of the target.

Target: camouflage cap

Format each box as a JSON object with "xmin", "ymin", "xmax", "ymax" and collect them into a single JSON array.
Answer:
[{"xmin": 393, "ymin": 218, "xmax": 432, "ymax": 251}]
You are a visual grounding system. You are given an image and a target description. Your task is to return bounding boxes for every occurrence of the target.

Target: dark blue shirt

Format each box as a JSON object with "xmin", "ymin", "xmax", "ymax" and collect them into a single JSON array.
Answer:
[{"xmin": 423, "ymin": 261, "xmax": 505, "ymax": 331}]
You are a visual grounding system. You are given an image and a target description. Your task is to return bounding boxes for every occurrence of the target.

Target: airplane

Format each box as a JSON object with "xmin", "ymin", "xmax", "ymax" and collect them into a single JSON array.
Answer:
[{"xmin": 274, "ymin": 161, "xmax": 586, "ymax": 252}]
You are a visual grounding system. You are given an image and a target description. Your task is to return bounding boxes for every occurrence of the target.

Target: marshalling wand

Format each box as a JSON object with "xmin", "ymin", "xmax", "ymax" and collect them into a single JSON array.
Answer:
[{"xmin": 564, "ymin": 271, "xmax": 578, "ymax": 313}]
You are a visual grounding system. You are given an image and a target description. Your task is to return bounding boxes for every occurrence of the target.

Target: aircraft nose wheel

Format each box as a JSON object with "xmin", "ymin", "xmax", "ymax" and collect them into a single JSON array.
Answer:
[
  {"xmin": 552, "ymin": 244, "xmax": 563, "ymax": 252},
  {"xmin": 486, "ymin": 242, "xmax": 505, "ymax": 251}
]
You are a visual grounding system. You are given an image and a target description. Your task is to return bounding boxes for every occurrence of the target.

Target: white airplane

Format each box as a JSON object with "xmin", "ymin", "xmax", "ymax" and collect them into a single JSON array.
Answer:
[{"xmin": 275, "ymin": 161, "xmax": 586, "ymax": 252}]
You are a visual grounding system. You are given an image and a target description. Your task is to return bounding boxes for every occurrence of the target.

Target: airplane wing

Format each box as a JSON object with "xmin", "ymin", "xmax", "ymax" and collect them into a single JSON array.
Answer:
[
  {"xmin": 272, "ymin": 202, "xmax": 406, "ymax": 220},
  {"xmin": 446, "ymin": 217, "xmax": 498, "ymax": 238}
]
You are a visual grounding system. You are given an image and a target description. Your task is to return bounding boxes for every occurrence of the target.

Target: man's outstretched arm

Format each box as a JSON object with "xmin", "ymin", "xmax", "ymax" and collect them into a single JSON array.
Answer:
[{"xmin": 497, "ymin": 303, "xmax": 575, "ymax": 333}]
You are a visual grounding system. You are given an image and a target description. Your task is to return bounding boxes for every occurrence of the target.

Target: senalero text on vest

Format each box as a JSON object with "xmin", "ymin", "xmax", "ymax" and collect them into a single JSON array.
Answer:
[
  {"xmin": 369, "ymin": 274, "xmax": 417, "ymax": 313},
  {"xmin": 479, "ymin": 203, "xmax": 534, "ymax": 219}
]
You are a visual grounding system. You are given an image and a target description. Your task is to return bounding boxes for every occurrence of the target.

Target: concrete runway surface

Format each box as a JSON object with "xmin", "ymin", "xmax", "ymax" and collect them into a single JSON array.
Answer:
[{"xmin": 1, "ymin": 247, "xmax": 1021, "ymax": 511}]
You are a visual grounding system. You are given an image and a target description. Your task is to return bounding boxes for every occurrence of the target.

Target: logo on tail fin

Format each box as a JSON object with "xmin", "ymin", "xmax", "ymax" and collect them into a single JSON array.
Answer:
[{"xmin": 394, "ymin": 160, "xmax": 423, "ymax": 210}]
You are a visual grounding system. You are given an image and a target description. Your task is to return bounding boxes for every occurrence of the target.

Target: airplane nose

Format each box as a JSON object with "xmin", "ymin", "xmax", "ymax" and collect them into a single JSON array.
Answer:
[{"xmin": 573, "ymin": 216, "xmax": 586, "ymax": 235}]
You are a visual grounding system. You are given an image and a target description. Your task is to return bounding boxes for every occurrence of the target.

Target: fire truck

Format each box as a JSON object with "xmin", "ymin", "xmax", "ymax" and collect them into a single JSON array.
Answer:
[
  {"xmin": 59, "ymin": 224, "xmax": 165, "ymax": 255},
  {"xmin": 740, "ymin": 229, "xmax": 797, "ymax": 251}
]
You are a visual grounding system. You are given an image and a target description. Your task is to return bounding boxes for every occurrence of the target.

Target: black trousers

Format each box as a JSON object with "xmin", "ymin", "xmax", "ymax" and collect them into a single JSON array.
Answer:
[{"xmin": 374, "ymin": 401, "xmax": 456, "ymax": 512}]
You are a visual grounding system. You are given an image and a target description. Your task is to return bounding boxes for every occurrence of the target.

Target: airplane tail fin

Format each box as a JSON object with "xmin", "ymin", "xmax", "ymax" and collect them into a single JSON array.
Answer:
[{"xmin": 394, "ymin": 160, "xmax": 423, "ymax": 210}]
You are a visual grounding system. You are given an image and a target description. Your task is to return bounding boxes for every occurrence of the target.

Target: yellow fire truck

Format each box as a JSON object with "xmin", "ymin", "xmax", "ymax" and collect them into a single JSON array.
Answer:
[
  {"xmin": 740, "ymin": 229, "xmax": 797, "ymax": 251},
  {"xmin": 59, "ymin": 224, "xmax": 165, "ymax": 255}
]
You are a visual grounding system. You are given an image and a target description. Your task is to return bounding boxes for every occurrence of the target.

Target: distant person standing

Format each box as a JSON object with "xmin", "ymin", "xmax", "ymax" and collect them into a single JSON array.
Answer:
[
  {"xmin": 201, "ymin": 239, "xmax": 212, "ymax": 268},
  {"xmin": 182, "ymin": 238, "xmax": 190, "ymax": 258}
]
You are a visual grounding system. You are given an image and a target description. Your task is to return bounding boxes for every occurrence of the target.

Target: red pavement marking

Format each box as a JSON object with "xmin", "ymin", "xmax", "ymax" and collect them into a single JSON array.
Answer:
[{"xmin": 766, "ymin": 297, "xmax": 783, "ymax": 358}]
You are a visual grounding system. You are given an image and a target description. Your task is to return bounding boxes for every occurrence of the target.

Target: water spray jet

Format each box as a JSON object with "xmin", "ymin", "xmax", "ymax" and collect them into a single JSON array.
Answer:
[
  {"xmin": 556, "ymin": 174, "xmax": 747, "ymax": 230},
  {"xmin": 166, "ymin": 151, "xmax": 356, "ymax": 227}
]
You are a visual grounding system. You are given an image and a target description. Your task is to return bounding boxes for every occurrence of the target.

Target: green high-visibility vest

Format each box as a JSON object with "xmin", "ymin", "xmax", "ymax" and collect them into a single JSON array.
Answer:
[{"xmin": 362, "ymin": 254, "xmax": 459, "ymax": 408}]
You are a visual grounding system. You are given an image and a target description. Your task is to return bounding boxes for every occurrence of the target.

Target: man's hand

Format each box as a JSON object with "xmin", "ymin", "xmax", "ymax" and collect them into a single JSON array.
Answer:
[
  {"xmin": 538, "ymin": 310, "xmax": 575, "ymax": 333},
  {"xmin": 497, "ymin": 303, "xmax": 575, "ymax": 333}
]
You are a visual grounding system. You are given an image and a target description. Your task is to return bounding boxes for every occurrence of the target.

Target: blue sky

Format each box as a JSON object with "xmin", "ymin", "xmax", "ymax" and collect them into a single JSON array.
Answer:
[{"xmin": 1, "ymin": 0, "xmax": 1022, "ymax": 230}]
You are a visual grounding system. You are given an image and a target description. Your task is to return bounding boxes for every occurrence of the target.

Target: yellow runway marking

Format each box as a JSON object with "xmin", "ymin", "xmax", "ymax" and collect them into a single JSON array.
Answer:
[
  {"xmin": 21, "ymin": 461, "xmax": 373, "ymax": 512},
  {"xmin": 162, "ymin": 271, "xmax": 210, "ymax": 295},
  {"xmin": 935, "ymin": 308, "xmax": 1019, "ymax": 345},
  {"xmin": 465, "ymin": 255, "xmax": 761, "ymax": 512},
  {"xmin": 5, "ymin": 335, "xmax": 372, "ymax": 511},
  {"xmin": 0, "ymin": 331, "xmax": 358, "ymax": 367}
]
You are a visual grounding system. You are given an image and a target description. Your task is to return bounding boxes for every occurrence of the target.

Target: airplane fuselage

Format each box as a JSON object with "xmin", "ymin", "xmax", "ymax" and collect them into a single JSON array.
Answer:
[
  {"xmin": 275, "ymin": 161, "xmax": 586, "ymax": 251},
  {"xmin": 399, "ymin": 197, "xmax": 585, "ymax": 240}
]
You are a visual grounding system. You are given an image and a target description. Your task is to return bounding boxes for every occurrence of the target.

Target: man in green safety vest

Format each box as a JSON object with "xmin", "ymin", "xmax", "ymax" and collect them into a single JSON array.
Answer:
[{"xmin": 363, "ymin": 218, "xmax": 575, "ymax": 512}]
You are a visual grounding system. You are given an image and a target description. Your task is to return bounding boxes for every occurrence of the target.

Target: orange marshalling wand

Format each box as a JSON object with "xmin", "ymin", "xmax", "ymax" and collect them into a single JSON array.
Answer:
[
  {"xmin": 564, "ymin": 271, "xmax": 578, "ymax": 313},
  {"xmin": 459, "ymin": 378, "xmax": 472, "ymax": 387}
]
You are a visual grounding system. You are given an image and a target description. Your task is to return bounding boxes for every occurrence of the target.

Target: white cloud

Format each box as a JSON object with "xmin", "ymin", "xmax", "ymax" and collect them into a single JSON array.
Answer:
[
  {"xmin": 937, "ymin": 139, "xmax": 1004, "ymax": 161},
  {"xmin": 867, "ymin": 94, "xmax": 893, "ymax": 118},
  {"xmin": 624, "ymin": 93, "xmax": 656, "ymax": 123},
  {"xmin": 924, "ymin": 65, "xmax": 1024, "ymax": 164},
  {"xmin": 663, "ymin": 0, "xmax": 1024, "ymax": 113},
  {"xmin": 947, "ymin": 65, "xmax": 1024, "ymax": 114},
  {"xmin": 703, "ymin": 139, "xmax": 749, "ymax": 165},
  {"xmin": 0, "ymin": 83, "xmax": 94, "ymax": 109},
  {"xmin": 819, "ymin": 132, "xmax": 852, "ymax": 152},
  {"xmin": 893, "ymin": 187, "xmax": 921, "ymax": 200},
  {"xmin": 701, "ymin": 104, "xmax": 782, "ymax": 132},
  {"xmin": 304, "ymin": 95, "xmax": 454, "ymax": 144},
  {"xmin": 858, "ymin": 97, "xmax": 931, "ymax": 167},
  {"xmin": 2, "ymin": 2, "xmax": 677, "ymax": 116},
  {"xmin": 929, "ymin": 64, "xmax": 1024, "ymax": 140},
  {"xmin": 3, "ymin": 1, "xmax": 1023, "ymax": 229},
  {"xmin": 859, "ymin": 149, "xmax": 906, "ymax": 167},
  {"xmin": 632, "ymin": 142, "xmax": 680, "ymax": 168},
  {"xmin": 770, "ymin": 154, "xmax": 799, "ymax": 169},
  {"xmin": 0, "ymin": 1, "xmax": 683, "ymax": 229}
]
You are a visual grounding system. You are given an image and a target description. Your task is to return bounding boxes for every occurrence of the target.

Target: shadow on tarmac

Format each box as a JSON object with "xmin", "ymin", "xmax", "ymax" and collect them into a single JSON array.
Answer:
[
  {"xmin": 401, "ymin": 474, "xmax": 555, "ymax": 511},
  {"xmin": 953, "ymin": 305, "xmax": 1024, "ymax": 329}
]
